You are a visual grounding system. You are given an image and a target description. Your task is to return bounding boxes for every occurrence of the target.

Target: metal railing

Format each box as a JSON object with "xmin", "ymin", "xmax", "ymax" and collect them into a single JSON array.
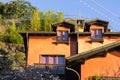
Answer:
[{"xmin": 34, "ymin": 63, "xmax": 65, "ymax": 74}]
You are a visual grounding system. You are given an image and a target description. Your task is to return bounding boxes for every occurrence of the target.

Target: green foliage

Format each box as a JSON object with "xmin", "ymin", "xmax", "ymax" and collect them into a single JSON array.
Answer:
[
  {"xmin": 0, "ymin": 0, "xmax": 64, "ymax": 32},
  {"xmin": 3, "ymin": 19, "xmax": 23, "ymax": 44},
  {"xmin": 0, "ymin": 48, "xmax": 26, "ymax": 79},
  {"xmin": 0, "ymin": 2, "xmax": 4, "ymax": 15},
  {"xmin": 0, "ymin": 14, "xmax": 2, "ymax": 23},
  {"xmin": 30, "ymin": 9, "xmax": 42, "ymax": 31},
  {"xmin": 43, "ymin": 10, "xmax": 55, "ymax": 31},
  {"xmin": 0, "ymin": 0, "xmax": 65, "ymax": 43},
  {"xmin": 57, "ymin": 12, "xmax": 64, "ymax": 22},
  {"xmin": 19, "ymin": 20, "xmax": 31, "ymax": 31},
  {"xmin": 3, "ymin": 0, "xmax": 36, "ymax": 19},
  {"xmin": 7, "ymin": 52, "xmax": 26, "ymax": 70},
  {"xmin": 43, "ymin": 10, "xmax": 64, "ymax": 31},
  {"xmin": 0, "ymin": 49, "xmax": 13, "ymax": 74},
  {"xmin": 29, "ymin": 10, "xmax": 64, "ymax": 31}
]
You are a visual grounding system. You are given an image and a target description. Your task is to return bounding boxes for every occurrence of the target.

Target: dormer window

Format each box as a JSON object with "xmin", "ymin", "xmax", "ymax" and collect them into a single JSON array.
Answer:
[
  {"xmin": 91, "ymin": 29, "xmax": 103, "ymax": 42},
  {"xmin": 57, "ymin": 31, "xmax": 68, "ymax": 42},
  {"xmin": 91, "ymin": 29, "xmax": 102, "ymax": 39}
]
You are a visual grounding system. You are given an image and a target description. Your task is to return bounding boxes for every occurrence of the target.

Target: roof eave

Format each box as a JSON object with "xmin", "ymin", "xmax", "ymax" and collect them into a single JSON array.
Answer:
[{"xmin": 66, "ymin": 40, "xmax": 120, "ymax": 65}]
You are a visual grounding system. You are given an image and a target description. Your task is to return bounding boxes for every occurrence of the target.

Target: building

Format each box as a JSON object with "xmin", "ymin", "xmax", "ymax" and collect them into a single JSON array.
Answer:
[{"xmin": 20, "ymin": 18, "xmax": 120, "ymax": 80}]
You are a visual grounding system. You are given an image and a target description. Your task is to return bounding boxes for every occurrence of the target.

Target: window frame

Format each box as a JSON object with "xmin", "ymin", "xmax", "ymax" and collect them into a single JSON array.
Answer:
[
  {"xmin": 57, "ymin": 30, "xmax": 69, "ymax": 43},
  {"xmin": 38, "ymin": 55, "xmax": 65, "ymax": 74},
  {"xmin": 91, "ymin": 29, "xmax": 103, "ymax": 42},
  {"xmin": 40, "ymin": 55, "xmax": 65, "ymax": 65}
]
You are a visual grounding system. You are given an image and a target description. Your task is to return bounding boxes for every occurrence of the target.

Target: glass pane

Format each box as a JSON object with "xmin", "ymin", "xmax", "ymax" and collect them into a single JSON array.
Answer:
[
  {"xmin": 53, "ymin": 56, "xmax": 56, "ymax": 64},
  {"xmin": 57, "ymin": 31, "xmax": 62, "ymax": 40},
  {"xmin": 63, "ymin": 31, "xmax": 68, "ymax": 40},
  {"xmin": 40, "ymin": 55, "xmax": 46, "ymax": 64},
  {"xmin": 45, "ymin": 56, "xmax": 49, "ymax": 64},
  {"xmin": 58, "ymin": 56, "xmax": 65, "ymax": 64},
  {"xmin": 49, "ymin": 56, "xmax": 54, "ymax": 64},
  {"xmin": 98, "ymin": 29, "xmax": 102, "ymax": 38},
  {"xmin": 91, "ymin": 30, "xmax": 97, "ymax": 39},
  {"xmin": 93, "ymin": 30, "xmax": 97, "ymax": 38},
  {"xmin": 49, "ymin": 56, "xmax": 56, "ymax": 64},
  {"xmin": 40, "ymin": 55, "xmax": 49, "ymax": 64}
]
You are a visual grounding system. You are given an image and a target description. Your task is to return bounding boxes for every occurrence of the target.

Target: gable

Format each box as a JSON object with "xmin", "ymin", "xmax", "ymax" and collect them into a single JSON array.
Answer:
[
  {"xmin": 85, "ymin": 19, "xmax": 109, "ymax": 32},
  {"xmin": 52, "ymin": 21, "xmax": 75, "ymax": 32}
]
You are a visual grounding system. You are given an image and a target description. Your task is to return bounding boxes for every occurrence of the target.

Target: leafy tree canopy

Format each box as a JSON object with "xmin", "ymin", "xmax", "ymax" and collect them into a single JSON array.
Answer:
[{"xmin": 3, "ymin": 0, "xmax": 37, "ymax": 19}]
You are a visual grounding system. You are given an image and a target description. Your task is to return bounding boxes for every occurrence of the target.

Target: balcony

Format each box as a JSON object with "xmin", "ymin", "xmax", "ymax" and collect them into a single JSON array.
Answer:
[{"xmin": 34, "ymin": 63, "xmax": 65, "ymax": 74}]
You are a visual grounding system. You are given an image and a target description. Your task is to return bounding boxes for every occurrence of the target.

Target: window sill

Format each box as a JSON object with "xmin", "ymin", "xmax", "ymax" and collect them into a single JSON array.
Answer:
[
  {"xmin": 89, "ymin": 38, "xmax": 104, "ymax": 43},
  {"xmin": 55, "ymin": 40, "xmax": 69, "ymax": 44}
]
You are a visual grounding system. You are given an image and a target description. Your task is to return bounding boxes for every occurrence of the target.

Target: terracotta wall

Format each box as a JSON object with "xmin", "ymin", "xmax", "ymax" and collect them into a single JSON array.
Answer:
[
  {"xmin": 57, "ymin": 26, "xmax": 70, "ymax": 31},
  {"xmin": 81, "ymin": 48, "xmax": 120, "ymax": 80},
  {"xmin": 90, "ymin": 25, "xmax": 105, "ymax": 32},
  {"xmin": 27, "ymin": 25, "xmax": 73, "ymax": 65},
  {"xmin": 78, "ymin": 36, "xmax": 120, "ymax": 53},
  {"xmin": 27, "ymin": 36, "xmax": 71, "ymax": 65},
  {"xmin": 78, "ymin": 35, "xmax": 120, "ymax": 80}
]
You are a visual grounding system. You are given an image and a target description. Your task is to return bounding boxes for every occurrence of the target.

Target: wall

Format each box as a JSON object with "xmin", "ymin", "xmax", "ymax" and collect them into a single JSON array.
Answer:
[
  {"xmin": 81, "ymin": 47, "xmax": 120, "ymax": 80},
  {"xmin": 57, "ymin": 26, "xmax": 70, "ymax": 31},
  {"xmin": 27, "ymin": 25, "xmax": 77, "ymax": 65},
  {"xmin": 78, "ymin": 36, "xmax": 120, "ymax": 53},
  {"xmin": 27, "ymin": 36, "xmax": 71, "ymax": 65},
  {"xmin": 90, "ymin": 25, "xmax": 105, "ymax": 32},
  {"xmin": 78, "ymin": 35, "xmax": 120, "ymax": 80}
]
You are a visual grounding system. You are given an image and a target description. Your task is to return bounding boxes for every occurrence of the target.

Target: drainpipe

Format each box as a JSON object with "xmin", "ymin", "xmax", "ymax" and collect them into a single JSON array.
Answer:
[
  {"xmin": 76, "ymin": 19, "xmax": 79, "ymax": 54},
  {"xmin": 26, "ymin": 32, "xmax": 28, "ymax": 66},
  {"xmin": 66, "ymin": 67, "xmax": 80, "ymax": 80}
]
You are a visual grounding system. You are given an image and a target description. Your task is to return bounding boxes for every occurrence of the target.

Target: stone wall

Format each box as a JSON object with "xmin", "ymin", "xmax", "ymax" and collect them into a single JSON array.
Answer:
[{"xmin": 0, "ymin": 41, "xmax": 24, "ymax": 54}]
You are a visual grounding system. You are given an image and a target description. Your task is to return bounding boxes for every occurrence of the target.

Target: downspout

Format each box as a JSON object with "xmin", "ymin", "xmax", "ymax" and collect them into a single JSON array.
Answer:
[
  {"xmin": 76, "ymin": 19, "xmax": 79, "ymax": 54},
  {"xmin": 26, "ymin": 32, "xmax": 28, "ymax": 66},
  {"xmin": 66, "ymin": 67, "xmax": 80, "ymax": 80}
]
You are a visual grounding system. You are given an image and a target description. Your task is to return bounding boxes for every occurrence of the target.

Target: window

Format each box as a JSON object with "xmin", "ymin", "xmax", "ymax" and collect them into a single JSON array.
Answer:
[
  {"xmin": 40, "ymin": 55, "xmax": 65, "ymax": 74},
  {"xmin": 91, "ymin": 29, "xmax": 102, "ymax": 39},
  {"xmin": 40, "ymin": 55, "xmax": 65, "ymax": 65},
  {"xmin": 57, "ymin": 31, "xmax": 68, "ymax": 41}
]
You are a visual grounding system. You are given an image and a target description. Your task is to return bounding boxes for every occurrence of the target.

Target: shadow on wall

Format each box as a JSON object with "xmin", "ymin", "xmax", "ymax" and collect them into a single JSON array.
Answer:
[
  {"xmin": 109, "ymin": 46, "xmax": 120, "ymax": 57},
  {"xmin": 66, "ymin": 69, "xmax": 79, "ymax": 80}
]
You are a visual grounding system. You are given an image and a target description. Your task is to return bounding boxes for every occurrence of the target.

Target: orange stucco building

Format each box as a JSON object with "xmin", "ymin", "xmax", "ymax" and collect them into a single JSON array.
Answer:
[{"xmin": 20, "ymin": 18, "xmax": 120, "ymax": 80}]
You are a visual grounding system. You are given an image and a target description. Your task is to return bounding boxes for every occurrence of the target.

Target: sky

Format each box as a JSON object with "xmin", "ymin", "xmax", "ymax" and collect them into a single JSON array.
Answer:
[{"xmin": 1, "ymin": 0, "xmax": 120, "ymax": 31}]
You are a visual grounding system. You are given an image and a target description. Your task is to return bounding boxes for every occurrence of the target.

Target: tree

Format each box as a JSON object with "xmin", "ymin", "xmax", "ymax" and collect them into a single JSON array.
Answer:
[
  {"xmin": 0, "ymin": 2, "xmax": 4, "ymax": 15},
  {"xmin": 30, "ymin": 9, "xmax": 42, "ymax": 31},
  {"xmin": 0, "ymin": 14, "xmax": 2, "ymax": 24},
  {"xmin": 43, "ymin": 10, "xmax": 57, "ymax": 31},
  {"xmin": 3, "ymin": 0, "xmax": 36, "ymax": 19},
  {"xmin": 4, "ymin": 19, "xmax": 23, "ymax": 44},
  {"xmin": 57, "ymin": 12, "xmax": 64, "ymax": 22}
]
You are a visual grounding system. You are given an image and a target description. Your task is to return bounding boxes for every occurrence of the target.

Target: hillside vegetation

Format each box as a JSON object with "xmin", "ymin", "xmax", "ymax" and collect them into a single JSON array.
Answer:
[
  {"xmin": 0, "ymin": 0, "xmax": 64, "ymax": 44},
  {"xmin": 0, "ymin": 0, "xmax": 64, "ymax": 79}
]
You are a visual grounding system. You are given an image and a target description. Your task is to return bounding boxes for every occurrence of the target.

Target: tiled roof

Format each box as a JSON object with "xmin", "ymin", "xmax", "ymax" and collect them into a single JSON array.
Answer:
[{"xmin": 66, "ymin": 40, "xmax": 120, "ymax": 65}]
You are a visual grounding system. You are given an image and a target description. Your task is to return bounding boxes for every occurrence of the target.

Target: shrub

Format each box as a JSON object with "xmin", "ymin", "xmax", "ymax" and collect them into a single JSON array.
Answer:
[{"xmin": 1, "ymin": 19, "xmax": 23, "ymax": 44}]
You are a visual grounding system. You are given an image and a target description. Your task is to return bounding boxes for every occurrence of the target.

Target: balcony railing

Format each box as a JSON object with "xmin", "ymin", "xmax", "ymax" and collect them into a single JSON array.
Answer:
[{"xmin": 34, "ymin": 63, "xmax": 65, "ymax": 74}]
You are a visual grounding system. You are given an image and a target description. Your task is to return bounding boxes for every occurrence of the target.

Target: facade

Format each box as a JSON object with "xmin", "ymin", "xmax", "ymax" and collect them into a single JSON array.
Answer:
[{"xmin": 20, "ymin": 18, "xmax": 120, "ymax": 80}]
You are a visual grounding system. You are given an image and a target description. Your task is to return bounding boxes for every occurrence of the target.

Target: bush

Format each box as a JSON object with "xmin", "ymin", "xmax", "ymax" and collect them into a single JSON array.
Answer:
[{"xmin": 1, "ymin": 19, "xmax": 23, "ymax": 44}]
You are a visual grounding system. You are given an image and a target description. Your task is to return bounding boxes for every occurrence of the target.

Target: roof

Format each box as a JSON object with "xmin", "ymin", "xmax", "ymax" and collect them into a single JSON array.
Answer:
[
  {"xmin": 20, "ymin": 31, "xmax": 56, "ymax": 36},
  {"xmin": 52, "ymin": 21, "xmax": 75, "ymax": 32},
  {"xmin": 66, "ymin": 40, "xmax": 120, "ymax": 66},
  {"xmin": 104, "ymin": 32, "xmax": 120, "ymax": 36},
  {"xmin": 86, "ymin": 18, "xmax": 109, "ymax": 24},
  {"xmin": 85, "ymin": 18, "xmax": 109, "ymax": 32}
]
